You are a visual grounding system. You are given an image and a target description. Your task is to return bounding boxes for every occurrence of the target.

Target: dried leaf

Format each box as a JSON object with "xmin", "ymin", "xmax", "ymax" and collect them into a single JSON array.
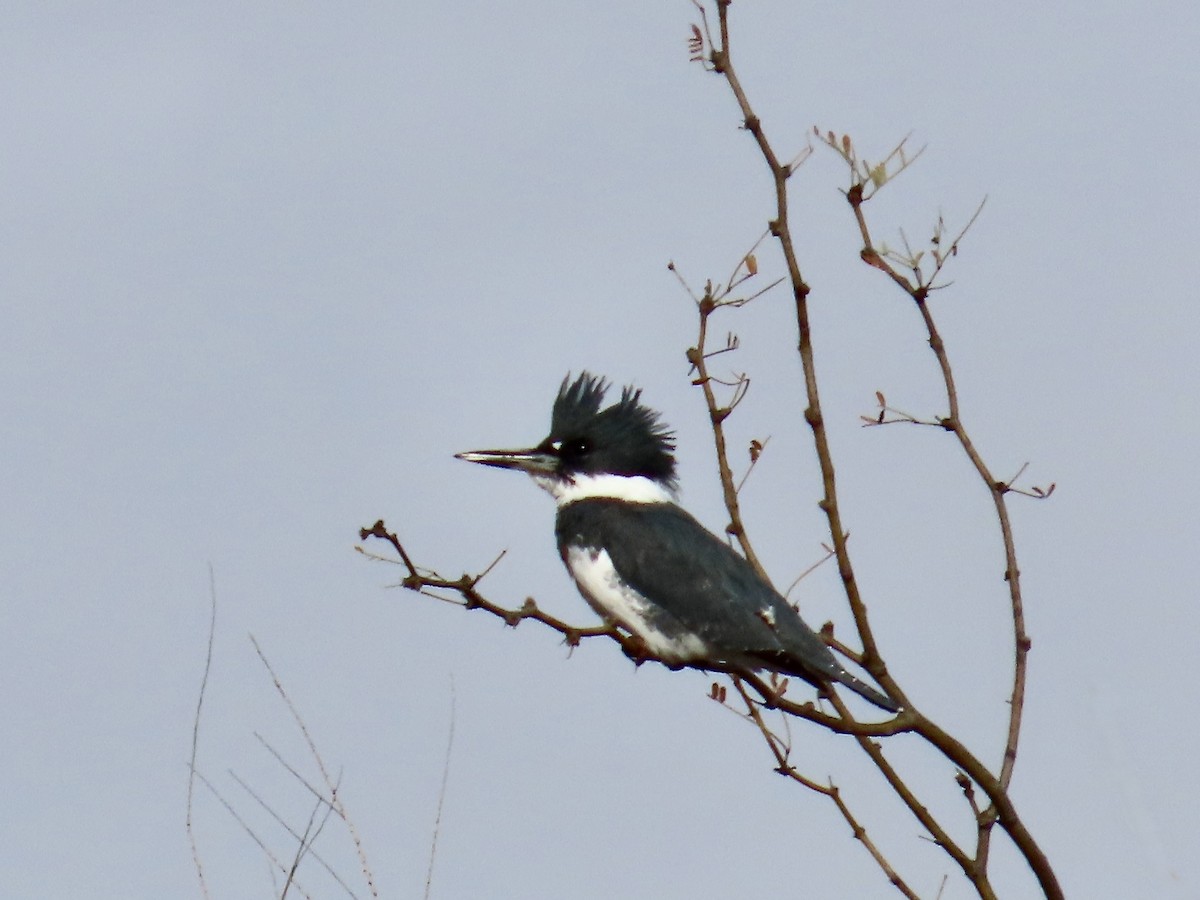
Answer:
[
  {"xmin": 875, "ymin": 390, "xmax": 886, "ymax": 407},
  {"xmin": 745, "ymin": 253, "xmax": 758, "ymax": 275}
]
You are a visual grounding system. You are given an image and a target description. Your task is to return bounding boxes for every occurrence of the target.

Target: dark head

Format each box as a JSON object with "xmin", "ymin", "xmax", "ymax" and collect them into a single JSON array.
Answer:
[{"xmin": 456, "ymin": 372, "xmax": 678, "ymax": 501}]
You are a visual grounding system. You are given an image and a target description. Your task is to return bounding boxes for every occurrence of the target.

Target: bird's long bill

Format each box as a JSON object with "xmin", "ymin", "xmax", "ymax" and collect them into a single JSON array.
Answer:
[{"xmin": 454, "ymin": 447, "xmax": 558, "ymax": 475}]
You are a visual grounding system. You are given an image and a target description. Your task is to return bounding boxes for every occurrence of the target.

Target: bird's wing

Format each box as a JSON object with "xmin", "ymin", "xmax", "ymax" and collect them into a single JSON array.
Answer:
[
  {"xmin": 557, "ymin": 500, "xmax": 899, "ymax": 712},
  {"xmin": 556, "ymin": 500, "xmax": 838, "ymax": 674}
]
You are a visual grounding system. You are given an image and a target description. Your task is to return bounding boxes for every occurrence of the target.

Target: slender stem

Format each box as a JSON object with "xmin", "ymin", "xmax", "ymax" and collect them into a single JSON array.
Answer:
[
  {"xmin": 689, "ymin": 295, "xmax": 765, "ymax": 577},
  {"xmin": 912, "ymin": 296, "xmax": 1029, "ymax": 796},
  {"xmin": 854, "ymin": 199, "xmax": 1030, "ymax": 801}
]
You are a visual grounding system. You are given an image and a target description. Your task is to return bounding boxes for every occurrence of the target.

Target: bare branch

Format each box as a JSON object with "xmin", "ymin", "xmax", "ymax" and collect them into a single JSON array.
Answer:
[
  {"xmin": 847, "ymin": 178, "xmax": 1036, "ymax": 805},
  {"xmin": 702, "ymin": 2, "xmax": 1060, "ymax": 896},
  {"xmin": 679, "ymin": 267, "xmax": 769, "ymax": 577},
  {"xmin": 728, "ymin": 680, "xmax": 921, "ymax": 900}
]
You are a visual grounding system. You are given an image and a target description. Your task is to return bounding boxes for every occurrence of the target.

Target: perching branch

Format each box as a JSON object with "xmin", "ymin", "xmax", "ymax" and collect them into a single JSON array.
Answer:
[
  {"xmin": 363, "ymin": 511, "xmax": 1065, "ymax": 897},
  {"xmin": 358, "ymin": 520, "xmax": 624, "ymax": 650},
  {"xmin": 363, "ymin": 521, "xmax": 876, "ymax": 726}
]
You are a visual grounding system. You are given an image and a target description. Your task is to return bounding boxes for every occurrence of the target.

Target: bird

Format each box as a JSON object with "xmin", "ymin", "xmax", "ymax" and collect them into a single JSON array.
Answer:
[{"xmin": 455, "ymin": 372, "xmax": 899, "ymax": 713}]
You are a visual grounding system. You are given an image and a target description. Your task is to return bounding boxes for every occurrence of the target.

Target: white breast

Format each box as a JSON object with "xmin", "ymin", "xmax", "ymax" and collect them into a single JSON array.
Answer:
[{"xmin": 563, "ymin": 545, "xmax": 708, "ymax": 663}]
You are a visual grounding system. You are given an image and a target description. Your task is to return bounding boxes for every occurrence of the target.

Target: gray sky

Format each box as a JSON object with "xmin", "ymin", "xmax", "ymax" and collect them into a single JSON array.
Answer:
[{"xmin": 3, "ymin": 2, "xmax": 1197, "ymax": 897}]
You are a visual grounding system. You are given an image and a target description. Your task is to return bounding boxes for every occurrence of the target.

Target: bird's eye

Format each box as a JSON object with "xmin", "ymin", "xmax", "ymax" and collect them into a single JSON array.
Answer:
[{"xmin": 559, "ymin": 437, "xmax": 590, "ymax": 457}]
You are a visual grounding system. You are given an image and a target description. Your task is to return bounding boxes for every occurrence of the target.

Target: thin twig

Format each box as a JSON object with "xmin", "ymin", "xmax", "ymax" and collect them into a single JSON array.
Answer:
[
  {"xmin": 186, "ymin": 565, "xmax": 217, "ymax": 900},
  {"xmin": 678, "ymin": 267, "xmax": 767, "ymax": 578},
  {"xmin": 253, "ymin": 734, "xmax": 330, "ymax": 808},
  {"xmin": 733, "ymin": 435, "xmax": 770, "ymax": 494},
  {"xmin": 424, "ymin": 678, "xmax": 456, "ymax": 900},
  {"xmin": 782, "ymin": 542, "xmax": 835, "ymax": 601},
  {"xmin": 281, "ymin": 792, "xmax": 339, "ymax": 900}
]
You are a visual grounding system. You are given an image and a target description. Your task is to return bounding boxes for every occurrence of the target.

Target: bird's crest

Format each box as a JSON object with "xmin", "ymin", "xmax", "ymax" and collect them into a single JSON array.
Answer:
[
  {"xmin": 550, "ymin": 372, "xmax": 677, "ymax": 487},
  {"xmin": 552, "ymin": 372, "xmax": 611, "ymax": 437}
]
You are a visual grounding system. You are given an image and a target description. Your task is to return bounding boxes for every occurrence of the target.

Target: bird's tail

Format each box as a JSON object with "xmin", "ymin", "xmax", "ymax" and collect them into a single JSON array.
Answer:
[{"xmin": 831, "ymin": 669, "xmax": 901, "ymax": 713}]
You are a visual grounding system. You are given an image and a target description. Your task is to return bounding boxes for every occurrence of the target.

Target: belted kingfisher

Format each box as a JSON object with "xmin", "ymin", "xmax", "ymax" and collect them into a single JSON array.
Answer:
[{"xmin": 456, "ymin": 372, "xmax": 899, "ymax": 713}]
